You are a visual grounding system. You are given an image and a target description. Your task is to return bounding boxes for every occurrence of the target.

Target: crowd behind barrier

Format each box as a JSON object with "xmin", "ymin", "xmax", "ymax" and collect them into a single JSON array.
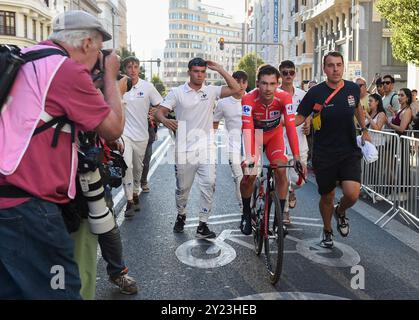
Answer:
[{"xmin": 359, "ymin": 129, "xmax": 419, "ymax": 229}]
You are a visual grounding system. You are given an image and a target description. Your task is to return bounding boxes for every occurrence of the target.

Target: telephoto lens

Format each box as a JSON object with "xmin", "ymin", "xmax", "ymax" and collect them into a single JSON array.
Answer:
[{"xmin": 79, "ymin": 168, "xmax": 116, "ymax": 235}]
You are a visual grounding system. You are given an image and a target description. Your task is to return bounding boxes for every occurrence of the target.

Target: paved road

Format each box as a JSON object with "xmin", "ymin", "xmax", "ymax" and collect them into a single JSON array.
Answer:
[{"xmin": 96, "ymin": 128, "xmax": 419, "ymax": 300}]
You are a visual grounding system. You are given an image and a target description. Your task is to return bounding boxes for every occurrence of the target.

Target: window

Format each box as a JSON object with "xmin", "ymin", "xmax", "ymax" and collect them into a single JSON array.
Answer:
[
  {"xmin": 33, "ymin": 19, "xmax": 37, "ymax": 40},
  {"xmin": 295, "ymin": 21, "xmax": 298, "ymax": 36},
  {"xmin": 24, "ymin": 15, "xmax": 28, "ymax": 38},
  {"xmin": 0, "ymin": 11, "xmax": 16, "ymax": 36}
]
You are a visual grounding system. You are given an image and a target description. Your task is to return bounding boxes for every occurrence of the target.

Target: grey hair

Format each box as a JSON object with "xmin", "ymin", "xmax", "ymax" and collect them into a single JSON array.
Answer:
[
  {"xmin": 354, "ymin": 77, "xmax": 367, "ymax": 84},
  {"xmin": 48, "ymin": 29, "xmax": 102, "ymax": 49}
]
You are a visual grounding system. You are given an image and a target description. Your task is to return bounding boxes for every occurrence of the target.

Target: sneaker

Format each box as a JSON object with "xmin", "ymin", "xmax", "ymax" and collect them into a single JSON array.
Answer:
[
  {"xmin": 133, "ymin": 193, "xmax": 141, "ymax": 212},
  {"xmin": 320, "ymin": 229, "xmax": 334, "ymax": 248},
  {"xmin": 240, "ymin": 212, "xmax": 252, "ymax": 235},
  {"xmin": 109, "ymin": 272, "xmax": 138, "ymax": 295},
  {"xmin": 289, "ymin": 190, "xmax": 297, "ymax": 209},
  {"xmin": 124, "ymin": 200, "xmax": 136, "ymax": 218},
  {"xmin": 173, "ymin": 214, "xmax": 186, "ymax": 233},
  {"xmin": 283, "ymin": 211, "xmax": 291, "ymax": 226},
  {"xmin": 196, "ymin": 222, "xmax": 216, "ymax": 239},
  {"xmin": 141, "ymin": 183, "xmax": 150, "ymax": 193},
  {"xmin": 334, "ymin": 204, "xmax": 350, "ymax": 237}
]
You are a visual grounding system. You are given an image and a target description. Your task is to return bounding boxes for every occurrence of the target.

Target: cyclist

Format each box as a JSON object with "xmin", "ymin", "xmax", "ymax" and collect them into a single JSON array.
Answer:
[{"xmin": 240, "ymin": 65, "xmax": 301, "ymax": 235}]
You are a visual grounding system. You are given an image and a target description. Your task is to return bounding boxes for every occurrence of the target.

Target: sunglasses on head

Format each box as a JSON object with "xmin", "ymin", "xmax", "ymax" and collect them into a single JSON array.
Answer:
[
  {"xmin": 358, "ymin": 83, "xmax": 365, "ymax": 88},
  {"xmin": 281, "ymin": 70, "xmax": 295, "ymax": 77},
  {"xmin": 382, "ymin": 81, "xmax": 392, "ymax": 85}
]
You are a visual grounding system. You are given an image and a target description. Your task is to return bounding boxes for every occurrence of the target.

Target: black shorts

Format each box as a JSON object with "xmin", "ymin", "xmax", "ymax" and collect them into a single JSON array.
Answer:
[{"xmin": 312, "ymin": 150, "xmax": 362, "ymax": 195}]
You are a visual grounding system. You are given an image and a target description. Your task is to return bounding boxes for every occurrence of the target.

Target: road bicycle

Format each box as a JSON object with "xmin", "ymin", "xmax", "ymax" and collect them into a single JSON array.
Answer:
[{"xmin": 250, "ymin": 160, "xmax": 304, "ymax": 284}]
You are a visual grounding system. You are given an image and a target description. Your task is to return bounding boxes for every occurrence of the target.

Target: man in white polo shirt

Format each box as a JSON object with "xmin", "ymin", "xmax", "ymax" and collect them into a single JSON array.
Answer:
[
  {"xmin": 121, "ymin": 56, "xmax": 163, "ymax": 217},
  {"xmin": 213, "ymin": 71, "xmax": 248, "ymax": 210},
  {"xmin": 155, "ymin": 58, "xmax": 240, "ymax": 238},
  {"xmin": 278, "ymin": 60, "xmax": 309, "ymax": 225}
]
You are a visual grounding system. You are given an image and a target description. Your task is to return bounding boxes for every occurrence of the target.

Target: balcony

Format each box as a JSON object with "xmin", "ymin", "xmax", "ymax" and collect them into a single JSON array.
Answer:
[
  {"xmin": 302, "ymin": 0, "xmax": 335, "ymax": 23},
  {"xmin": 295, "ymin": 53, "xmax": 314, "ymax": 66}
]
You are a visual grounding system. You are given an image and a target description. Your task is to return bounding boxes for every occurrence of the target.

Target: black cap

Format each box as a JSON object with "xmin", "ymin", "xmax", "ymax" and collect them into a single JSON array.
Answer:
[{"xmin": 375, "ymin": 78, "xmax": 383, "ymax": 86}]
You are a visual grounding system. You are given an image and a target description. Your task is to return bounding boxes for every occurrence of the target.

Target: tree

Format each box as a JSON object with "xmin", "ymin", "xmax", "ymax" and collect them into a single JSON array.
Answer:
[
  {"xmin": 151, "ymin": 75, "xmax": 167, "ymax": 97},
  {"xmin": 236, "ymin": 53, "xmax": 265, "ymax": 90},
  {"xmin": 376, "ymin": 0, "xmax": 419, "ymax": 65}
]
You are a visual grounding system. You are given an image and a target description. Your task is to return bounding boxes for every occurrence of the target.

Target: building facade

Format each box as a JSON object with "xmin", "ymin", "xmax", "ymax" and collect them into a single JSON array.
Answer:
[
  {"xmin": 164, "ymin": 0, "xmax": 243, "ymax": 89},
  {"xmin": 117, "ymin": 0, "xmax": 127, "ymax": 49},
  {"xmin": 0, "ymin": 0, "xmax": 56, "ymax": 47},
  {"xmin": 0, "ymin": 0, "xmax": 128, "ymax": 51},
  {"xmin": 246, "ymin": 0, "xmax": 408, "ymax": 88}
]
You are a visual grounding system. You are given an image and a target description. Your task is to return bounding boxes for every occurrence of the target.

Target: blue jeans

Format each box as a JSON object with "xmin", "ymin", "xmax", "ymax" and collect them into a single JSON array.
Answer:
[{"xmin": 0, "ymin": 198, "xmax": 82, "ymax": 299}]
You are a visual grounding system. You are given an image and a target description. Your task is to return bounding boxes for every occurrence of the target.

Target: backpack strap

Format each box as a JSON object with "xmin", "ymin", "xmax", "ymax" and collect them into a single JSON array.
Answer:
[
  {"xmin": 390, "ymin": 92, "xmax": 397, "ymax": 107},
  {"xmin": 23, "ymin": 48, "xmax": 67, "ymax": 63},
  {"xmin": 35, "ymin": 111, "xmax": 75, "ymax": 147}
]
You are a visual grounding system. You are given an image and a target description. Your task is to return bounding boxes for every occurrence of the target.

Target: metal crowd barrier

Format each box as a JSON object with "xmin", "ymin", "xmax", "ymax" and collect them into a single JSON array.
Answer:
[{"xmin": 360, "ymin": 129, "xmax": 419, "ymax": 230}]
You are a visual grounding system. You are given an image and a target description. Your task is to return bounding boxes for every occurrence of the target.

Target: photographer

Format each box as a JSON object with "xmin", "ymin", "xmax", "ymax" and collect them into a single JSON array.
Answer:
[{"xmin": 0, "ymin": 10, "xmax": 124, "ymax": 299}]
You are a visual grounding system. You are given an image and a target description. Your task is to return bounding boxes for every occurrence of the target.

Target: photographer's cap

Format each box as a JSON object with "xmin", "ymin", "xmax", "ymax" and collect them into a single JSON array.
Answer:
[{"xmin": 52, "ymin": 10, "xmax": 112, "ymax": 42}]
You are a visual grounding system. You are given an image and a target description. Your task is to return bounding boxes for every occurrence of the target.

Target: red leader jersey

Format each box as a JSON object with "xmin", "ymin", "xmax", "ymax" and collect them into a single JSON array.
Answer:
[{"xmin": 242, "ymin": 89, "xmax": 300, "ymax": 162}]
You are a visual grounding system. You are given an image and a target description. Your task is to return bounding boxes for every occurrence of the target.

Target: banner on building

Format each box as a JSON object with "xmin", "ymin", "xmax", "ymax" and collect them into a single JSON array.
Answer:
[
  {"xmin": 273, "ymin": 0, "xmax": 279, "ymax": 43},
  {"xmin": 346, "ymin": 61, "xmax": 362, "ymax": 81}
]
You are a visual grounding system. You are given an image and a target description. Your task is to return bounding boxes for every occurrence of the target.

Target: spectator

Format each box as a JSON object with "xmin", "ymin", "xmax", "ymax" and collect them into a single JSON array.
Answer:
[
  {"xmin": 412, "ymin": 89, "xmax": 417, "ymax": 102},
  {"xmin": 382, "ymin": 75, "xmax": 400, "ymax": 118},
  {"xmin": 0, "ymin": 10, "xmax": 124, "ymax": 299},
  {"xmin": 387, "ymin": 88, "xmax": 413, "ymax": 135},
  {"xmin": 387, "ymin": 88, "xmax": 413, "ymax": 200},
  {"xmin": 120, "ymin": 56, "xmax": 163, "ymax": 218},
  {"xmin": 355, "ymin": 77, "xmax": 370, "ymax": 113},
  {"xmin": 375, "ymin": 78, "xmax": 385, "ymax": 97},
  {"xmin": 365, "ymin": 94, "xmax": 387, "ymax": 134}
]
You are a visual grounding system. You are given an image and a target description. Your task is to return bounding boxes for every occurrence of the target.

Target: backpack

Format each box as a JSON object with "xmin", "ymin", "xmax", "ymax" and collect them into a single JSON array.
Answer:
[
  {"xmin": 0, "ymin": 44, "xmax": 67, "ymax": 111},
  {"xmin": 0, "ymin": 44, "xmax": 76, "ymax": 198}
]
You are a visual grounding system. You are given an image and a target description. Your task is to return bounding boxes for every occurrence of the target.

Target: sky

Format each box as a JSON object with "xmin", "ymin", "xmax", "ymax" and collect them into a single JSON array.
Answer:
[{"xmin": 126, "ymin": 0, "xmax": 245, "ymax": 61}]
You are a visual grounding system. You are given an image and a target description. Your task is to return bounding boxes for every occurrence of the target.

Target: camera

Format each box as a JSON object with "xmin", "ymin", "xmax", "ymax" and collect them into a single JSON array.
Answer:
[
  {"xmin": 78, "ymin": 132, "xmax": 116, "ymax": 235},
  {"xmin": 92, "ymin": 49, "xmax": 126, "ymax": 84}
]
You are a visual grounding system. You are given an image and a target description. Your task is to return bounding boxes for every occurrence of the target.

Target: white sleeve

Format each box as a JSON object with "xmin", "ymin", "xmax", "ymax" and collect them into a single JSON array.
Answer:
[
  {"xmin": 160, "ymin": 89, "xmax": 177, "ymax": 111},
  {"xmin": 213, "ymin": 100, "xmax": 224, "ymax": 122},
  {"xmin": 208, "ymin": 85, "xmax": 222, "ymax": 100},
  {"xmin": 149, "ymin": 84, "xmax": 163, "ymax": 107}
]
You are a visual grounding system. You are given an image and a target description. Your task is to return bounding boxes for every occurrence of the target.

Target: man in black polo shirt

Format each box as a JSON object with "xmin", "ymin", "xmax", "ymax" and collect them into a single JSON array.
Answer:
[{"xmin": 295, "ymin": 51, "xmax": 371, "ymax": 248}]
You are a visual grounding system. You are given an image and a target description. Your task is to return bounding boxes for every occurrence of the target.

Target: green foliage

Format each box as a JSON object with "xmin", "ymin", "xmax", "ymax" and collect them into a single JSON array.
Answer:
[
  {"xmin": 236, "ymin": 53, "xmax": 265, "ymax": 90},
  {"xmin": 151, "ymin": 75, "xmax": 167, "ymax": 97},
  {"xmin": 376, "ymin": 0, "xmax": 419, "ymax": 65}
]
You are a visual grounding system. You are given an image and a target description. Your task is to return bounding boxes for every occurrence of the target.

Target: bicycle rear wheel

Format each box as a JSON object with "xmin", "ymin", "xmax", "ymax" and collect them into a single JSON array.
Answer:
[
  {"xmin": 252, "ymin": 178, "xmax": 263, "ymax": 256},
  {"xmin": 264, "ymin": 192, "xmax": 284, "ymax": 285}
]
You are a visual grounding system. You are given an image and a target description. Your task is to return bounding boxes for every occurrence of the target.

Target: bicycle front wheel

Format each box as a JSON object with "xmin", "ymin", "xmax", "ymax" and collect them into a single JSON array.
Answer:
[
  {"xmin": 264, "ymin": 192, "xmax": 284, "ymax": 285},
  {"xmin": 252, "ymin": 178, "xmax": 263, "ymax": 256}
]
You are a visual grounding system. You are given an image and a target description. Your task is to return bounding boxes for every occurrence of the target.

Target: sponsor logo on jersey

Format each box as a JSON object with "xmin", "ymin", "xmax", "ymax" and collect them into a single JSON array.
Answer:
[
  {"xmin": 270, "ymin": 110, "xmax": 280, "ymax": 118},
  {"xmin": 136, "ymin": 92, "xmax": 144, "ymax": 98},
  {"xmin": 286, "ymin": 104, "xmax": 294, "ymax": 115},
  {"xmin": 243, "ymin": 105, "xmax": 252, "ymax": 116},
  {"xmin": 201, "ymin": 93, "xmax": 208, "ymax": 101},
  {"xmin": 347, "ymin": 95, "xmax": 356, "ymax": 107}
]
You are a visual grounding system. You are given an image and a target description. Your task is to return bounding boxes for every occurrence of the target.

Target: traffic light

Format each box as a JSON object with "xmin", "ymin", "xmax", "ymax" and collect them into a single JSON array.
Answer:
[
  {"xmin": 219, "ymin": 37, "xmax": 225, "ymax": 50},
  {"xmin": 157, "ymin": 58, "xmax": 161, "ymax": 68}
]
